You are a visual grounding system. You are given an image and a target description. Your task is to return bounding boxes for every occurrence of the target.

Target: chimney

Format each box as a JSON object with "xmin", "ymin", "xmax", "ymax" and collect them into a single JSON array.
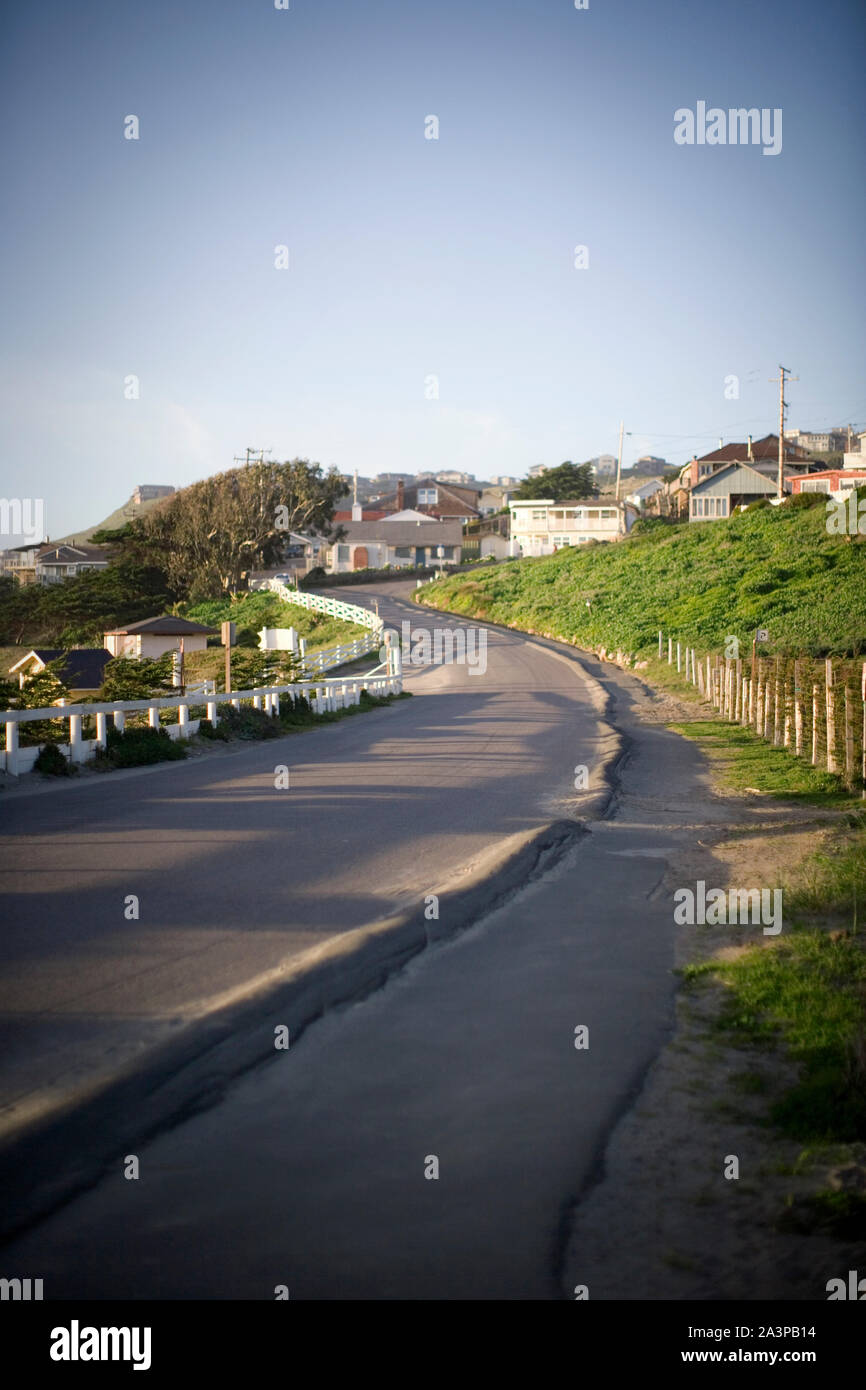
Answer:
[
  {"xmin": 747, "ymin": 434, "xmax": 753, "ymax": 460},
  {"xmin": 351, "ymin": 468, "xmax": 362, "ymax": 520},
  {"xmin": 397, "ymin": 480, "xmax": 405, "ymax": 510}
]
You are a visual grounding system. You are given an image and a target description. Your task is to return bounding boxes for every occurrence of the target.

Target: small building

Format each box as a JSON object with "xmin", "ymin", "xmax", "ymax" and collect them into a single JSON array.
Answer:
[
  {"xmin": 689, "ymin": 461, "xmax": 781, "ymax": 521},
  {"xmin": 510, "ymin": 498, "xmax": 637, "ymax": 556},
  {"xmin": 9, "ymin": 648, "xmax": 112, "ymax": 699},
  {"xmin": 103, "ymin": 616, "xmax": 216, "ymax": 659}
]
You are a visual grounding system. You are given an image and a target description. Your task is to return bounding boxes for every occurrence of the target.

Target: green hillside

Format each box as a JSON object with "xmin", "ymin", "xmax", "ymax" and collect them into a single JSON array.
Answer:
[{"xmin": 418, "ymin": 495, "xmax": 866, "ymax": 658}]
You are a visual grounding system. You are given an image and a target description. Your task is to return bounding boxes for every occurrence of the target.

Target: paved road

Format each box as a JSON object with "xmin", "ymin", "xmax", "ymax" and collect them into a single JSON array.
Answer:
[
  {"xmin": 0, "ymin": 583, "xmax": 729, "ymax": 1298},
  {"xmin": 0, "ymin": 582, "xmax": 609, "ymax": 1143}
]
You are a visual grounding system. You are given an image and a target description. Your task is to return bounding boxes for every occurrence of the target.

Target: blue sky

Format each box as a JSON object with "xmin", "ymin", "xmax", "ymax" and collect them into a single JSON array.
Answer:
[{"xmin": 1, "ymin": 0, "xmax": 864, "ymax": 541}]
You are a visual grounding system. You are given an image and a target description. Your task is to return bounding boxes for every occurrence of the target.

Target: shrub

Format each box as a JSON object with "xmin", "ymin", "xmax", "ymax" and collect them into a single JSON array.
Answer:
[
  {"xmin": 197, "ymin": 718, "xmax": 230, "ymax": 741},
  {"xmin": 34, "ymin": 742, "xmax": 74, "ymax": 776},
  {"xmin": 219, "ymin": 704, "xmax": 282, "ymax": 740},
  {"xmin": 102, "ymin": 725, "xmax": 188, "ymax": 766}
]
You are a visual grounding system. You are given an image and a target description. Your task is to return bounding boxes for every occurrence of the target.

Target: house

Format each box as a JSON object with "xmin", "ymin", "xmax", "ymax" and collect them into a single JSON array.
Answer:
[
  {"xmin": 681, "ymin": 434, "xmax": 812, "ymax": 493},
  {"xmin": 587, "ymin": 455, "xmax": 618, "ymax": 479},
  {"xmin": 625, "ymin": 479, "xmax": 665, "ymax": 510},
  {"xmin": 374, "ymin": 478, "xmax": 482, "ymax": 524},
  {"xmin": 324, "ymin": 518, "xmax": 463, "ymax": 572},
  {"xmin": 9, "ymin": 648, "xmax": 112, "ymax": 699},
  {"xmin": 509, "ymin": 498, "xmax": 637, "ymax": 556},
  {"xmin": 479, "ymin": 484, "xmax": 511, "ymax": 516},
  {"xmin": 688, "ymin": 461, "xmax": 782, "ymax": 521},
  {"xmin": 0, "ymin": 543, "xmax": 45, "ymax": 584},
  {"xmin": 791, "ymin": 467, "xmax": 866, "ymax": 498},
  {"xmin": 103, "ymin": 616, "xmax": 216, "ymax": 659},
  {"xmin": 35, "ymin": 544, "xmax": 108, "ymax": 584}
]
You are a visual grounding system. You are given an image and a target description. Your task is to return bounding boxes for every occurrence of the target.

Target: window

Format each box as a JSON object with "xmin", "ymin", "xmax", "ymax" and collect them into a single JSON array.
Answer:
[
  {"xmin": 418, "ymin": 487, "xmax": 438, "ymax": 505},
  {"xmin": 600, "ymin": 509, "xmax": 616, "ymax": 519},
  {"xmin": 531, "ymin": 509, "xmax": 547, "ymax": 521},
  {"xmin": 550, "ymin": 510, "xmax": 565, "ymax": 521},
  {"xmin": 337, "ymin": 544, "xmax": 350, "ymax": 561},
  {"xmin": 441, "ymin": 546, "xmax": 454, "ymax": 558},
  {"xmin": 394, "ymin": 546, "xmax": 412, "ymax": 558},
  {"xmin": 699, "ymin": 464, "xmax": 712, "ymax": 478},
  {"xmin": 800, "ymin": 479, "xmax": 830, "ymax": 493}
]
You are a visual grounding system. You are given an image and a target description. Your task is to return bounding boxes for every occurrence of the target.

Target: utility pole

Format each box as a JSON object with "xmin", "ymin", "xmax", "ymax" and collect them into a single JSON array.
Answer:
[
  {"xmin": 771, "ymin": 365, "xmax": 797, "ymax": 498},
  {"xmin": 615, "ymin": 420, "xmax": 624, "ymax": 501},
  {"xmin": 233, "ymin": 448, "xmax": 272, "ymax": 468}
]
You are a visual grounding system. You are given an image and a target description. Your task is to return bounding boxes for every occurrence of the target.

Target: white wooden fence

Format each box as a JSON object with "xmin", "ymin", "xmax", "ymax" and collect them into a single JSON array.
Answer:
[
  {"xmin": 1, "ymin": 668, "xmax": 402, "ymax": 777},
  {"xmin": 265, "ymin": 580, "xmax": 384, "ymax": 676}
]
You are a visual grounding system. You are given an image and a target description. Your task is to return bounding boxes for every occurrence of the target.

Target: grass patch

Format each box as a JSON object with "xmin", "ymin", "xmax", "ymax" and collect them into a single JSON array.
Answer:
[
  {"xmin": 684, "ymin": 931, "xmax": 866, "ymax": 1143},
  {"xmin": 666, "ymin": 717, "xmax": 853, "ymax": 805}
]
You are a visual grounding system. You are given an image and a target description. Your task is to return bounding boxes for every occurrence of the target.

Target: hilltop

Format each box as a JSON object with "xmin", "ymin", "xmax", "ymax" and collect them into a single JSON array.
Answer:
[{"xmin": 418, "ymin": 495, "xmax": 866, "ymax": 657}]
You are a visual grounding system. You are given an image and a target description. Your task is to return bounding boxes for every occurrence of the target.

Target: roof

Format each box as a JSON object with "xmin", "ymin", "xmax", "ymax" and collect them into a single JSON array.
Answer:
[
  {"xmin": 334, "ymin": 519, "xmax": 464, "ymax": 546},
  {"xmin": 695, "ymin": 434, "xmax": 811, "ymax": 465},
  {"xmin": 36, "ymin": 545, "xmax": 108, "ymax": 565},
  {"xmin": 626, "ymin": 480, "xmax": 665, "ymax": 498},
  {"xmin": 103, "ymin": 616, "xmax": 216, "ymax": 636},
  {"xmin": 380, "ymin": 509, "xmax": 432, "ymax": 522},
  {"xmin": 9, "ymin": 648, "xmax": 112, "ymax": 688},
  {"xmin": 690, "ymin": 462, "xmax": 782, "ymax": 496},
  {"xmin": 333, "ymin": 509, "xmax": 388, "ymax": 522}
]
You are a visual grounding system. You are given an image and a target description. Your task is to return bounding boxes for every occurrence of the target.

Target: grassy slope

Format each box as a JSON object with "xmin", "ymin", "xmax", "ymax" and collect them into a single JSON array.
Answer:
[{"xmin": 418, "ymin": 497, "xmax": 866, "ymax": 658}]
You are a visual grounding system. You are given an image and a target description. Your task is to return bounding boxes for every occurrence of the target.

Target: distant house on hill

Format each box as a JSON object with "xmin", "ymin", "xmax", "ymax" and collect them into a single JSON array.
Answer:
[
  {"xmin": 103, "ymin": 616, "xmax": 216, "ymax": 659},
  {"xmin": 9, "ymin": 648, "xmax": 111, "ymax": 699},
  {"xmin": 688, "ymin": 462, "xmax": 781, "ymax": 521}
]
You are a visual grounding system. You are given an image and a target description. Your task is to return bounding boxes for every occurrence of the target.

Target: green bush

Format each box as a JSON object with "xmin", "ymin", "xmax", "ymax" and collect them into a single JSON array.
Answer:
[
  {"xmin": 197, "ymin": 718, "xmax": 230, "ymax": 741},
  {"xmin": 219, "ymin": 704, "xmax": 282, "ymax": 740},
  {"xmin": 34, "ymin": 742, "xmax": 74, "ymax": 776},
  {"xmin": 101, "ymin": 725, "xmax": 188, "ymax": 766}
]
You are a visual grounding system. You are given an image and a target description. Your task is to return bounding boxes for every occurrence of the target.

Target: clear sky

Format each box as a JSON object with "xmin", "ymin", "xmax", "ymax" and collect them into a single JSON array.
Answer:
[{"xmin": 1, "ymin": 0, "xmax": 864, "ymax": 541}]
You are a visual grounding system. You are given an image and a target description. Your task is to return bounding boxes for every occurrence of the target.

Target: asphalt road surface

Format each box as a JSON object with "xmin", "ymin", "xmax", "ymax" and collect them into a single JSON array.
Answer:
[{"xmin": 0, "ymin": 580, "xmax": 715, "ymax": 1297}]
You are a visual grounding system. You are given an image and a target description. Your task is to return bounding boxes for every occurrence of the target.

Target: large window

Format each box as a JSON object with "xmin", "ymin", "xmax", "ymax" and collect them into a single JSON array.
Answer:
[
  {"xmin": 336, "ymin": 544, "xmax": 350, "ymax": 561},
  {"xmin": 394, "ymin": 546, "xmax": 412, "ymax": 558},
  {"xmin": 418, "ymin": 487, "xmax": 438, "ymax": 504},
  {"xmin": 531, "ymin": 509, "xmax": 547, "ymax": 521}
]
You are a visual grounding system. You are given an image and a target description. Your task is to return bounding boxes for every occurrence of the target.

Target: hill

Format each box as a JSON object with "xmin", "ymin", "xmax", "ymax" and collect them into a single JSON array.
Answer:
[
  {"xmin": 418, "ymin": 495, "xmax": 866, "ymax": 658},
  {"xmin": 51, "ymin": 492, "xmax": 173, "ymax": 546}
]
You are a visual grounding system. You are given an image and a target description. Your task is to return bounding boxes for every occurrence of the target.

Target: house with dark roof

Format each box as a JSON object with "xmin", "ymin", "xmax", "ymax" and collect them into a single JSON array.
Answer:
[
  {"xmin": 103, "ymin": 616, "xmax": 216, "ymax": 659},
  {"xmin": 679, "ymin": 434, "xmax": 812, "ymax": 493},
  {"xmin": 9, "ymin": 648, "xmax": 112, "ymax": 698},
  {"xmin": 35, "ymin": 544, "xmax": 108, "ymax": 584},
  {"xmin": 373, "ymin": 478, "xmax": 482, "ymax": 524}
]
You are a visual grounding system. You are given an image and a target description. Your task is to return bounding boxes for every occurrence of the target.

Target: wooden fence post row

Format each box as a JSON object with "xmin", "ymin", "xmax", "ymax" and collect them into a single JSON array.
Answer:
[{"xmin": 660, "ymin": 636, "xmax": 865, "ymax": 790}]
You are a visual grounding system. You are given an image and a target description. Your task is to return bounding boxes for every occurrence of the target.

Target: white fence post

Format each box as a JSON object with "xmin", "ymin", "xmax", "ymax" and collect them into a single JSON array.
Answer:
[{"xmin": 6, "ymin": 719, "xmax": 19, "ymax": 776}]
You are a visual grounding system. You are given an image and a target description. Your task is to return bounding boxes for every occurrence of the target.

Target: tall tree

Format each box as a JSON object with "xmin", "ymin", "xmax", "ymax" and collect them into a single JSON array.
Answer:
[
  {"xmin": 512, "ymin": 462, "xmax": 597, "ymax": 502},
  {"xmin": 141, "ymin": 458, "xmax": 346, "ymax": 600}
]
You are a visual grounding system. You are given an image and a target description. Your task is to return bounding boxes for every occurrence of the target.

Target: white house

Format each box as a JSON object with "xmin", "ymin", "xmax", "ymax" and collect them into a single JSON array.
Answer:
[{"xmin": 509, "ymin": 499, "xmax": 637, "ymax": 556}]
